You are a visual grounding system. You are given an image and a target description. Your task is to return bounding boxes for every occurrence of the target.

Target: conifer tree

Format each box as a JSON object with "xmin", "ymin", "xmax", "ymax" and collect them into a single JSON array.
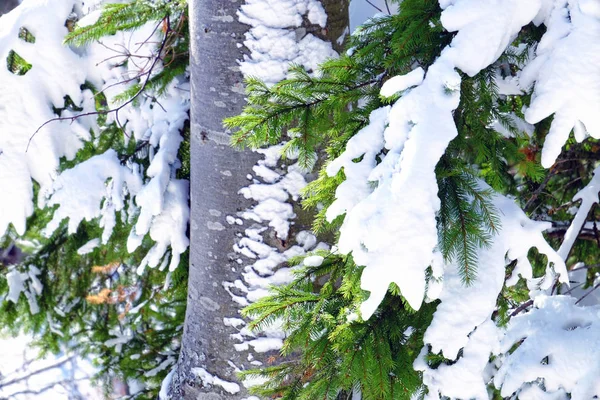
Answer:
[
  {"xmin": 228, "ymin": 0, "xmax": 600, "ymax": 398},
  {"xmin": 0, "ymin": 0, "xmax": 189, "ymax": 397}
]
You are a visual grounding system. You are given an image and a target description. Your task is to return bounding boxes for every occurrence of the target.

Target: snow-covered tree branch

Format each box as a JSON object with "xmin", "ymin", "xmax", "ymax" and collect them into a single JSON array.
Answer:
[{"xmin": 1, "ymin": 0, "xmax": 600, "ymax": 399}]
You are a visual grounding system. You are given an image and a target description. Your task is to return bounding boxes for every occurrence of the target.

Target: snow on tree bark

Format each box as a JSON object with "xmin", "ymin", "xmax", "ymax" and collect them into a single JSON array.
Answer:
[
  {"xmin": 170, "ymin": 0, "xmax": 259, "ymax": 397},
  {"xmin": 171, "ymin": 0, "xmax": 348, "ymax": 398}
]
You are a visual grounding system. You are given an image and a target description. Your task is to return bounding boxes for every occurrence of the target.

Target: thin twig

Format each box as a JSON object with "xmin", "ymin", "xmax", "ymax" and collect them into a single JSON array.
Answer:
[
  {"xmin": 561, "ymin": 281, "xmax": 585, "ymax": 295},
  {"xmin": 570, "ymin": 263, "xmax": 600, "ymax": 272},
  {"xmin": 94, "ymin": 69, "xmax": 152, "ymax": 96},
  {"xmin": 510, "ymin": 299, "xmax": 533, "ymax": 317},
  {"xmin": 546, "ymin": 228, "xmax": 600, "ymax": 244},
  {"xmin": 365, "ymin": 0, "xmax": 383, "ymax": 13},
  {"xmin": 134, "ymin": 17, "xmax": 165, "ymax": 54},
  {"xmin": 0, "ymin": 356, "xmax": 75, "ymax": 388},
  {"xmin": 2, "ymin": 377, "xmax": 90, "ymax": 399},
  {"xmin": 524, "ymin": 166, "xmax": 559, "ymax": 212},
  {"xmin": 576, "ymin": 281, "xmax": 600, "ymax": 305},
  {"xmin": 147, "ymin": 94, "xmax": 167, "ymax": 113},
  {"xmin": 95, "ymin": 52, "xmax": 152, "ymax": 67},
  {"xmin": 27, "ymin": 17, "xmax": 171, "ymax": 152},
  {"xmin": 548, "ymin": 199, "xmax": 578, "ymax": 215},
  {"xmin": 384, "ymin": 0, "xmax": 392, "ymax": 14}
]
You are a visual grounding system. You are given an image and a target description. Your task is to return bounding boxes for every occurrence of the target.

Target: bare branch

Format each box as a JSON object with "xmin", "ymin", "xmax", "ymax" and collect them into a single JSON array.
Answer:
[
  {"xmin": 570, "ymin": 263, "xmax": 600, "ymax": 272},
  {"xmin": 1, "ymin": 377, "xmax": 90, "ymax": 399},
  {"xmin": 0, "ymin": 356, "xmax": 75, "ymax": 389},
  {"xmin": 27, "ymin": 17, "xmax": 171, "ymax": 152},
  {"xmin": 364, "ymin": 0, "xmax": 383, "ymax": 13},
  {"xmin": 384, "ymin": 0, "xmax": 392, "ymax": 14},
  {"xmin": 510, "ymin": 299, "xmax": 533, "ymax": 317},
  {"xmin": 576, "ymin": 281, "xmax": 600, "ymax": 305}
]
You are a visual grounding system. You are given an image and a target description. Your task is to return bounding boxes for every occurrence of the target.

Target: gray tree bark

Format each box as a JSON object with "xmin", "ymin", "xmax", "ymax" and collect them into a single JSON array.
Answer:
[
  {"xmin": 170, "ymin": 1, "xmax": 259, "ymax": 398},
  {"xmin": 170, "ymin": 1, "xmax": 348, "ymax": 398}
]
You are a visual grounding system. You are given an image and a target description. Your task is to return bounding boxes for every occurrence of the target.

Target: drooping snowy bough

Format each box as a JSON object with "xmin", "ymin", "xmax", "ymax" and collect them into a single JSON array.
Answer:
[
  {"xmin": 0, "ymin": 0, "xmax": 189, "ymax": 395},
  {"xmin": 0, "ymin": 0, "xmax": 189, "ymax": 295},
  {"xmin": 342, "ymin": 0, "xmax": 600, "ymax": 398},
  {"xmin": 231, "ymin": 0, "xmax": 600, "ymax": 398}
]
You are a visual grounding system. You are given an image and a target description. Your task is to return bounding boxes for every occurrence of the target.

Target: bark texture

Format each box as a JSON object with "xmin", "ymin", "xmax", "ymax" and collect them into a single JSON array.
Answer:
[
  {"xmin": 171, "ymin": 0, "xmax": 259, "ymax": 398},
  {"xmin": 172, "ymin": 1, "xmax": 349, "ymax": 398},
  {"xmin": 320, "ymin": 0, "xmax": 350, "ymax": 53}
]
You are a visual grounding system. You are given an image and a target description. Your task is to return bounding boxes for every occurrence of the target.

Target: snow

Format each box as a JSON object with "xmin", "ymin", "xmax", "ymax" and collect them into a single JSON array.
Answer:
[
  {"xmin": 6, "ymin": 268, "xmax": 26, "ymax": 304},
  {"xmin": 495, "ymin": 73, "xmax": 524, "ymax": 96},
  {"xmin": 104, "ymin": 334, "xmax": 131, "ymax": 348},
  {"xmin": 192, "ymin": 367, "xmax": 241, "ymax": 394},
  {"xmin": 325, "ymin": 0, "xmax": 548, "ymax": 320},
  {"xmin": 325, "ymin": 106, "xmax": 389, "ymax": 222},
  {"xmin": 417, "ymin": 187, "xmax": 568, "ymax": 399},
  {"xmin": 0, "ymin": 0, "xmax": 92, "ymax": 236},
  {"xmin": 145, "ymin": 357, "xmax": 175, "ymax": 377},
  {"xmin": 77, "ymin": 238, "xmax": 101, "ymax": 255},
  {"xmin": 44, "ymin": 150, "xmax": 142, "ymax": 240},
  {"xmin": 158, "ymin": 368, "xmax": 175, "ymax": 400},
  {"xmin": 235, "ymin": 337, "xmax": 284, "ymax": 353},
  {"xmin": 307, "ymin": 0, "xmax": 327, "ymax": 27},
  {"xmin": 495, "ymin": 295, "xmax": 600, "ymax": 399},
  {"xmin": 440, "ymin": 0, "xmax": 541, "ymax": 77},
  {"xmin": 0, "ymin": 0, "xmax": 190, "ymax": 279},
  {"xmin": 239, "ymin": 145, "xmax": 306, "ymax": 239},
  {"xmin": 53, "ymin": 16, "xmax": 189, "ymax": 274},
  {"xmin": 136, "ymin": 180, "xmax": 190, "ymax": 274},
  {"xmin": 522, "ymin": 0, "xmax": 600, "ymax": 168},
  {"xmin": 303, "ymin": 255, "xmax": 324, "ymax": 267},
  {"xmin": 226, "ymin": 142, "xmax": 324, "ymax": 364},
  {"xmin": 416, "ymin": 320, "xmax": 500, "ymax": 400},
  {"xmin": 557, "ymin": 166, "xmax": 600, "ymax": 260},
  {"xmin": 224, "ymin": 317, "xmax": 246, "ymax": 328},
  {"xmin": 380, "ymin": 67, "xmax": 424, "ymax": 97},
  {"xmin": 332, "ymin": 58, "xmax": 459, "ymax": 316},
  {"xmin": 238, "ymin": 0, "xmax": 337, "ymax": 84},
  {"xmin": 5, "ymin": 264, "xmax": 43, "ymax": 314}
]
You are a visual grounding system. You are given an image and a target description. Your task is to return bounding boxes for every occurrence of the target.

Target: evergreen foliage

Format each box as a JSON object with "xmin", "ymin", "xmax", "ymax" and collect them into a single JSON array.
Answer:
[
  {"xmin": 0, "ymin": 1, "xmax": 190, "ymax": 397},
  {"xmin": 227, "ymin": 0, "xmax": 496, "ymax": 290},
  {"xmin": 227, "ymin": 0, "xmax": 600, "ymax": 398},
  {"xmin": 226, "ymin": 0, "xmax": 452, "ymax": 171},
  {"xmin": 6, "ymin": 50, "xmax": 32, "ymax": 75},
  {"xmin": 65, "ymin": 1, "xmax": 186, "ymax": 47},
  {"xmin": 67, "ymin": 0, "xmax": 189, "ymax": 99},
  {"xmin": 242, "ymin": 253, "xmax": 436, "ymax": 400}
]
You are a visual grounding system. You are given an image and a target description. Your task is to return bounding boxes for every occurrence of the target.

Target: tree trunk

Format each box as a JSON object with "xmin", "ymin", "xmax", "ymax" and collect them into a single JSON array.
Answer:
[
  {"xmin": 170, "ymin": 1, "xmax": 259, "ymax": 398},
  {"xmin": 320, "ymin": 0, "xmax": 350, "ymax": 53},
  {"xmin": 171, "ymin": 1, "xmax": 349, "ymax": 398}
]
